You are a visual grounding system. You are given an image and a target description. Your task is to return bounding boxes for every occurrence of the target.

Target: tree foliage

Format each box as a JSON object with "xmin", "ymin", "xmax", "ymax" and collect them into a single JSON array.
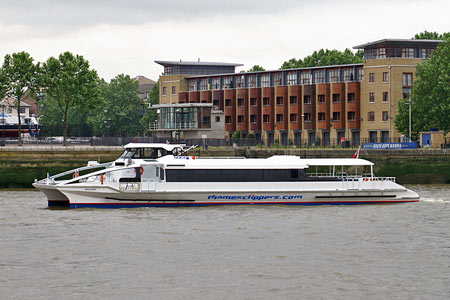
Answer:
[
  {"xmin": 395, "ymin": 38, "xmax": 450, "ymax": 135},
  {"xmin": 140, "ymin": 81, "xmax": 159, "ymax": 132},
  {"xmin": 41, "ymin": 52, "xmax": 100, "ymax": 145},
  {"xmin": 414, "ymin": 31, "xmax": 450, "ymax": 40},
  {"xmin": 89, "ymin": 74, "xmax": 142, "ymax": 136},
  {"xmin": 280, "ymin": 49, "xmax": 363, "ymax": 69},
  {"xmin": 1, "ymin": 52, "xmax": 40, "ymax": 145},
  {"xmin": 246, "ymin": 65, "xmax": 265, "ymax": 72}
]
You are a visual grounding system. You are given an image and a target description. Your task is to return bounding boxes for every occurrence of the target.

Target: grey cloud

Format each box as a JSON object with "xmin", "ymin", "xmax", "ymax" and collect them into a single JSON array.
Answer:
[{"xmin": 0, "ymin": 0, "xmax": 313, "ymax": 29}]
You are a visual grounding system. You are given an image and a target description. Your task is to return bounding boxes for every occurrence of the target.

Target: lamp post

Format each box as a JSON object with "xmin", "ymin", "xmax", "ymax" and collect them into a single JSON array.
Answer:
[
  {"xmin": 1, "ymin": 100, "xmax": 5, "ymax": 146},
  {"xmin": 408, "ymin": 101, "xmax": 412, "ymax": 141}
]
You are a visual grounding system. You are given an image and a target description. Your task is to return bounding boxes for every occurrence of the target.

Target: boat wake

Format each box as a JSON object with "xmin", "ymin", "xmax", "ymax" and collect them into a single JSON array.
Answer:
[{"xmin": 420, "ymin": 197, "xmax": 450, "ymax": 204}]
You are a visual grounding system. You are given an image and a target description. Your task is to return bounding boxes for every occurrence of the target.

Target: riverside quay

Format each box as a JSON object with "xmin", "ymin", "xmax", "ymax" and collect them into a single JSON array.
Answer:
[{"xmin": 154, "ymin": 38, "xmax": 441, "ymax": 146}]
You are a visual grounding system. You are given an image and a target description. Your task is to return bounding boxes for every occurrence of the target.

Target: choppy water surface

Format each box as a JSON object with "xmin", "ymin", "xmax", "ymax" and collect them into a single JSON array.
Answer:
[{"xmin": 1, "ymin": 185, "xmax": 450, "ymax": 300}]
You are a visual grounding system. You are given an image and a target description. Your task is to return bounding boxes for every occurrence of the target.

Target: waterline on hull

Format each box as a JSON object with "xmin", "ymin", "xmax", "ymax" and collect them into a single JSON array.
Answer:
[{"xmin": 67, "ymin": 200, "xmax": 419, "ymax": 209}]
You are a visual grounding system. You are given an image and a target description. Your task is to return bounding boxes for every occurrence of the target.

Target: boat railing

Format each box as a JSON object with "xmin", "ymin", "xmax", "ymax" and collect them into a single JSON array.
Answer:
[
  {"xmin": 36, "ymin": 162, "xmax": 113, "ymax": 184},
  {"xmin": 307, "ymin": 173, "xmax": 396, "ymax": 183}
]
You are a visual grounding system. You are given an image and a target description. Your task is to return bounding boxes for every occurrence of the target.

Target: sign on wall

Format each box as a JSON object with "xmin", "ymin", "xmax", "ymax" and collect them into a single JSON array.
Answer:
[{"xmin": 362, "ymin": 142, "xmax": 417, "ymax": 150}]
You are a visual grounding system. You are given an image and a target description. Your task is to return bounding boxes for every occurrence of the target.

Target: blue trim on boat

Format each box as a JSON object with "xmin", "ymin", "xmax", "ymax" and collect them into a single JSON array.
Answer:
[{"xmin": 69, "ymin": 201, "xmax": 417, "ymax": 209}]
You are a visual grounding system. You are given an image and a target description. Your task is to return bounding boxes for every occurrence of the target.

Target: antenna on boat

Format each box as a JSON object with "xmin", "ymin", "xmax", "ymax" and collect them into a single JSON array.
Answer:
[{"xmin": 183, "ymin": 145, "xmax": 198, "ymax": 154}]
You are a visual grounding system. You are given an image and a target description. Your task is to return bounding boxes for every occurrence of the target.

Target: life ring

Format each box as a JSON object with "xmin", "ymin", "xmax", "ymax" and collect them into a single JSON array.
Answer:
[{"xmin": 134, "ymin": 167, "xmax": 144, "ymax": 175}]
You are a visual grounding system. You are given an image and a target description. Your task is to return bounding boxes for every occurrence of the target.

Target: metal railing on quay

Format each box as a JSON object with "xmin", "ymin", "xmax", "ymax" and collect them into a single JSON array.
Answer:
[{"xmin": 0, "ymin": 136, "xmax": 420, "ymax": 149}]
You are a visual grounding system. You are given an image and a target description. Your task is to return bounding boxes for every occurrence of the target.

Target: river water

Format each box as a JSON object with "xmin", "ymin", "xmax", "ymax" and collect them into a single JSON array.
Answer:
[{"xmin": 1, "ymin": 185, "xmax": 450, "ymax": 300}]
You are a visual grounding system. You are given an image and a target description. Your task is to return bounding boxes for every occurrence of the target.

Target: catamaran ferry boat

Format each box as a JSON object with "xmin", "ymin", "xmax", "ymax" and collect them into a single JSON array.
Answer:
[{"xmin": 33, "ymin": 143, "xmax": 419, "ymax": 208}]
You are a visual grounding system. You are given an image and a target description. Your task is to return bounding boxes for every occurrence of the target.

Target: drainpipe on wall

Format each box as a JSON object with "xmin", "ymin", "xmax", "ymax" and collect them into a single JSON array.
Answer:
[{"xmin": 388, "ymin": 65, "xmax": 392, "ymax": 141}]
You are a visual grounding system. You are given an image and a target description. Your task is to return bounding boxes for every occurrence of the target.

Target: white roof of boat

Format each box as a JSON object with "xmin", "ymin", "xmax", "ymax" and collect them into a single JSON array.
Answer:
[
  {"xmin": 159, "ymin": 155, "xmax": 373, "ymax": 169},
  {"xmin": 302, "ymin": 158, "xmax": 374, "ymax": 166},
  {"xmin": 124, "ymin": 143, "xmax": 185, "ymax": 151}
]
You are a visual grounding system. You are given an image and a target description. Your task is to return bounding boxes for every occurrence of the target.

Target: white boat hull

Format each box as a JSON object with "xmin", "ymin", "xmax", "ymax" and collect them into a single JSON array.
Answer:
[{"xmin": 50, "ymin": 180, "xmax": 419, "ymax": 208}]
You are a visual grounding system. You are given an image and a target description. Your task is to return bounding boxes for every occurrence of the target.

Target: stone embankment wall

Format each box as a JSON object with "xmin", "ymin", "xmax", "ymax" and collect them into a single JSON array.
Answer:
[{"xmin": 1, "ymin": 146, "xmax": 450, "ymax": 188}]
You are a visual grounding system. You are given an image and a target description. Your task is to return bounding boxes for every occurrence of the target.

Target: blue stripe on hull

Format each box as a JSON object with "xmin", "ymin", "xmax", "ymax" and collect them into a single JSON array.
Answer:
[{"xmin": 69, "ymin": 200, "xmax": 418, "ymax": 209}]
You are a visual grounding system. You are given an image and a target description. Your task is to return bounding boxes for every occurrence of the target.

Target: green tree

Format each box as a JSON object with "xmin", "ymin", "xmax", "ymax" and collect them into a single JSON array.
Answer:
[
  {"xmin": 246, "ymin": 65, "xmax": 265, "ymax": 72},
  {"xmin": 414, "ymin": 31, "xmax": 450, "ymax": 40},
  {"xmin": 395, "ymin": 38, "xmax": 450, "ymax": 135},
  {"xmin": 41, "ymin": 52, "xmax": 100, "ymax": 145},
  {"xmin": 1, "ymin": 52, "xmax": 40, "ymax": 145},
  {"xmin": 0, "ymin": 67, "xmax": 7, "ymax": 99},
  {"xmin": 280, "ymin": 49, "xmax": 363, "ymax": 69},
  {"xmin": 89, "ymin": 74, "xmax": 142, "ymax": 136},
  {"xmin": 140, "ymin": 81, "xmax": 159, "ymax": 133}
]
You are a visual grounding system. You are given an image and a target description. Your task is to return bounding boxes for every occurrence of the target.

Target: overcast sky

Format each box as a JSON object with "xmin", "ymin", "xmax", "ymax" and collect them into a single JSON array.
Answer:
[{"xmin": 1, "ymin": 0, "xmax": 448, "ymax": 81}]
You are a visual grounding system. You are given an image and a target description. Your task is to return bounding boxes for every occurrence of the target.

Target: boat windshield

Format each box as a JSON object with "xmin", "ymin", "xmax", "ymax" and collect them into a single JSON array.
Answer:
[{"xmin": 119, "ymin": 148, "xmax": 168, "ymax": 159}]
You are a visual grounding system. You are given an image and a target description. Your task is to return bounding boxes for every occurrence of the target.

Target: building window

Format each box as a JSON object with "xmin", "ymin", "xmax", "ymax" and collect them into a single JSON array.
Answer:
[
  {"xmin": 369, "ymin": 73, "xmax": 375, "ymax": 83},
  {"xmin": 357, "ymin": 68, "xmax": 364, "ymax": 81},
  {"xmin": 383, "ymin": 92, "xmax": 388, "ymax": 102},
  {"xmin": 273, "ymin": 73, "xmax": 282, "ymax": 86},
  {"xmin": 403, "ymin": 73, "xmax": 413, "ymax": 98},
  {"xmin": 329, "ymin": 69, "xmax": 339, "ymax": 82},
  {"xmin": 248, "ymin": 75, "xmax": 256, "ymax": 88},
  {"xmin": 213, "ymin": 100, "xmax": 219, "ymax": 107},
  {"xmin": 376, "ymin": 48, "xmax": 387, "ymax": 59},
  {"xmin": 250, "ymin": 98, "xmax": 257, "ymax": 106},
  {"xmin": 347, "ymin": 93, "xmax": 355, "ymax": 103},
  {"xmin": 238, "ymin": 98, "xmax": 244, "ymax": 107},
  {"xmin": 276, "ymin": 97, "xmax": 283, "ymax": 106},
  {"xmin": 263, "ymin": 97, "xmax": 270, "ymax": 106},
  {"xmin": 401, "ymin": 48, "xmax": 414, "ymax": 58},
  {"xmin": 212, "ymin": 78, "xmax": 220, "ymax": 89},
  {"xmin": 383, "ymin": 72, "xmax": 388, "ymax": 83},
  {"xmin": 276, "ymin": 114, "xmax": 283, "ymax": 123},
  {"xmin": 332, "ymin": 112, "xmax": 340, "ymax": 121},
  {"xmin": 188, "ymin": 80, "xmax": 197, "ymax": 91},
  {"xmin": 368, "ymin": 111, "xmax": 375, "ymax": 122},
  {"xmin": 261, "ymin": 74, "xmax": 270, "ymax": 87},
  {"xmin": 318, "ymin": 95, "xmax": 325, "ymax": 104},
  {"xmin": 343, "ymin": 68, "xmax": 354, "ymax": 81},
  {"xmin": 287, "ymin": 72, "xmax": 297, "ymax": 85},
  {"xmin": 263, "ymin": 114, "xmax": 270, "ymax": 123},
  {"xmin": 301, "ymin": 71, "xmax": 311, "ymax": 84},
  {"xmin": 290, "ymin": 114, "xmax": 297, "ymax": 122},
  {"xmin": 290, "ymin": 96, "xmax": 297, "ymax": 105},
  {"xmin": 199, "ymin": 79, "xmax": 208, "ymax": 91},
  {"xmin": 225, "ymin": 99, "xmax": 232, "ymax": 107},
  {"xmin": 238, "ymin": 115, "xmax": 245, "ymax": 124},
  {"xmin": 250, "ymin": 115, "xmax": 257, "ymax": 124},
  {"xmin": 314, "ymin": 70, "xmax": 325, "ymax": 83},
  {"xmin": 422, "ymin": 48, "xmax": 434, "ymax": 59},
  {"xmin": 215, "ymin": 116, "xmax": 220, "ymax": 122},
  {"xmin": 172, "ymin": 86, "xmax": 176, "ymax": 94},
  {"xmin": 318, "ymin": 112, "xmax": 326, "ymax": 122},
  {"xmin": 402, "ymin": 73, "xmax": 413, "ymax": 87},
  {"xmin": 162, "ymin": 87, "xmax": 167, "ymax": 96},
  {"xmin": 164, "ymin": 66, "xmax": 173, "ymax": 75},
  {"xmin": 332, "ymin": 94, "xmax": 340, "ymax": 104},
  {"xmin": 348, "ymin": 111, "xmax": 356, "ymax": 121},
  {"xmin": 235, "ymin": 75, "xmax": 244, "ymax": 88},
  {"xmin": 304, "ymin": 95, "xmax": 311, "ymax": 104},
  {"xmin": 223, "ymin": 77, "xmax": 232, "ymax": 88},
  {"xmin": 382, "ymin": 111, "xmax": 389, "ymax": 122},
  {"xmin": 369, "ymin": 92, "xmax": 375, "ymax": 103},
  {"xmin": 303, "ymin": 113, "xmax": 312, "ymax": 122},
  {"xmin": 225, "ymin": 116, "xmax": 231, "ymax": 124}
]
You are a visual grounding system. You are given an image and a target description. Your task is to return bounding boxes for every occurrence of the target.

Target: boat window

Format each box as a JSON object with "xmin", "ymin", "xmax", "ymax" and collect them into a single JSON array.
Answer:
[
  {"xmin": 160, "ymin": 168, "xmax": 165, "ymax": 180},
  {"xmin": 165, "ymin": 169, "xmax": 316, "ymax": 182},
  {"xmin": 120, "ymin": 148, "xmax": 168, "ymax": 159}
]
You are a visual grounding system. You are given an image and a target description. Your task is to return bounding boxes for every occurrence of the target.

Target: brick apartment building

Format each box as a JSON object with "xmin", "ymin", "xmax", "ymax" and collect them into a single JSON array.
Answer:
[{"xmin": 155, "ymin": 38, "xmax": 441, "ymax": 145}]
